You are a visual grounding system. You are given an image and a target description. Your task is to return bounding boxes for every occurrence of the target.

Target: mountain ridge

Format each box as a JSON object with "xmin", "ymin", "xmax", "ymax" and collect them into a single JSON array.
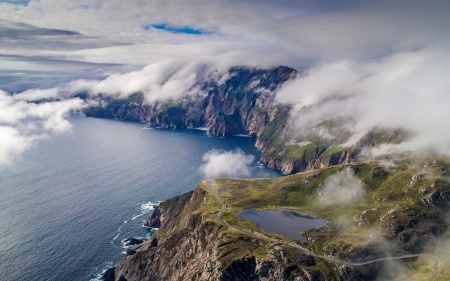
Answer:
[{"xmin": 84, "ymin": 65, "xmax": 409, "ymax": 175}]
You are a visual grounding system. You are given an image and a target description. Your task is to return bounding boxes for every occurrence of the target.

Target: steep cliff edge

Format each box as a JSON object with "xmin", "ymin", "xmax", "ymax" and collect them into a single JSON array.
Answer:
[
  {"xmin": 84, "ymin": 66, "xmax": 410, "ymax": 175},
  {"xmin": 105, "ymin": 183, "xmax": 343, "ymax": 281},
  {"xmin": 85, "ymin": 66, "xmax": 296, "ymax": 138},
  {"xmin": 104, "ymin": 158, "xmax": 450, "ymax": 281}
]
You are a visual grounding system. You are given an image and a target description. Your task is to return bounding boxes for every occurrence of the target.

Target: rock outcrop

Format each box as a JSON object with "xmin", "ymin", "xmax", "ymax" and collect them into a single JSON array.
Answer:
[{"xmin": 144, "ymin": 206, "xmax": 162, "ymax": 228}]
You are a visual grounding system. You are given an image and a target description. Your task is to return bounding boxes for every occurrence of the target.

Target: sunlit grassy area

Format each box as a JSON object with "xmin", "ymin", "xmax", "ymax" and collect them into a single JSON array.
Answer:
[{"xmin": 207, "ymin": 158, "xmax": 450, "ymax": 280}]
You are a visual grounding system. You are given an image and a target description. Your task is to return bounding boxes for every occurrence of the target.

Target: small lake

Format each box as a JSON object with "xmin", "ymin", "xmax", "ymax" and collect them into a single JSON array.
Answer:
[{"xmin": 235, "ymin": 209, "xmax": 328, "ymax": 241}]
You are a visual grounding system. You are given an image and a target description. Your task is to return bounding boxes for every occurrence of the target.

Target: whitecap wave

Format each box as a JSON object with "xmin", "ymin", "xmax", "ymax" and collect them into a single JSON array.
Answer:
[
  {"xmin": 131, "ymin": 213, "xmax": 144, "ymax": 220},
  {"xmin": 195, "ymin": 127, "xmax": 209, "ymax": 131},
  {"xmin": 111, "ymin": 201, "xmax": 160, "ymax": 244},
  {"xmin": 112, "ymin": 225, "xmax": 123, "ymax": 241},
  {"xmin": 140, "ymin": 201, "xmax": 160, "ymax": 213}
]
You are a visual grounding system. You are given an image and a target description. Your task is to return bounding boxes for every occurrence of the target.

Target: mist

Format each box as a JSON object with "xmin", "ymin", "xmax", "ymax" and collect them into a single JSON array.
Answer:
[
  {"xmin": 318, "ymin": 167, "xmax": 365, "ymax": 206},
  {"xmin": 200, "ymin": 148, "xmax": 255, "ymax": 178},
  {"xmin": 0, "ymin": 90, "xmax": 86, "ymax": 168},
  {"xmin": 66, "ymin": 60, "xmax": 218, "ymax": 103},
  {"xmin": 276, "ymin": 43, "xmax": 450, "ymax": 155}
]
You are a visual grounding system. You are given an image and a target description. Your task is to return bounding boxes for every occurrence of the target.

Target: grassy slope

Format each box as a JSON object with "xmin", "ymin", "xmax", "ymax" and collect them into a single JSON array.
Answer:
[
  {"xmin": 144, "ymin": 158, "xmax": 449, "ymax": 279},
  {"xmin": 210, "ymin": 158, "xmax": 450, "ymax": 279}
]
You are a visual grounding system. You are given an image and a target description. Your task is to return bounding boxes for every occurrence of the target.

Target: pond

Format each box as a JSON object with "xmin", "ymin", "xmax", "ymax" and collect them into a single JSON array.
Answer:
[{"xmin": 235, "ymin": 208, "xmax": 328, "ymax": 241}]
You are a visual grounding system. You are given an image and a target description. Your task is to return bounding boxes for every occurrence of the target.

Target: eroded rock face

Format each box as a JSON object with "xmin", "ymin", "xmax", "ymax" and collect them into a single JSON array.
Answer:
[
  {"xmin": 258, "ymin": 145, "xmax": 352, "ymax": 175},
  {"xmin": 86, "ymin": 66, "xmax": 413, "ymax": 175},
  {"xmin": 144, "ymin": 206, "xmax": 162, "ymax": 228},
  {"xmin": 86, "ymin": 66, "xmax": 296, "ymax": 138}
]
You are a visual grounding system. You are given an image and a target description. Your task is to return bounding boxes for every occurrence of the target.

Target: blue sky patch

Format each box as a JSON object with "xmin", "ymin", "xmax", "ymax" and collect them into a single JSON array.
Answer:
[
  {"xmin": 144, "ymin": 24, "xmax": 212, "ymax": 35},
  {"xmin": 0, "ymin": 0, "xmax": 29, "ymax": 5}
]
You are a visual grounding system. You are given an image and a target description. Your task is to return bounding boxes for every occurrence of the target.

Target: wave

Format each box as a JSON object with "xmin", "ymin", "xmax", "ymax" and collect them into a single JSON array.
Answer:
[
  {"xmin": 111, "ymin": 201, "xmax": 160, "ymax": 244},
  {"xmin": 112, "ymin": 225, "xmax": 123, "ymax": 241},
  {"xmin": 131, "ymin": 213, "xmax": 144, "ymax": 220},
  {"xmin": 140, "ymin": 201, "xmax": 160, "ymax": 214}
]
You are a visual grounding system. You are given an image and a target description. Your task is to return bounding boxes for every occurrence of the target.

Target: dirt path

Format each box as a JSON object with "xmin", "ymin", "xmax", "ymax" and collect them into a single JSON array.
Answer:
[{"xmin": 206, "ymin": 180, "xmax": 440, "ymax": 281}]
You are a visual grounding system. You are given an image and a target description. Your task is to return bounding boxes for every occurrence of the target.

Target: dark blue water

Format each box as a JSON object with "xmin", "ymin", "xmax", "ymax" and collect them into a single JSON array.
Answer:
[
  {"xmin": 235, "ymin": 209, "xmax": 328, "ymax": 241},
  {"xmin": 0, "ymin": 116, "xmax": 281, "ymax": 281}
]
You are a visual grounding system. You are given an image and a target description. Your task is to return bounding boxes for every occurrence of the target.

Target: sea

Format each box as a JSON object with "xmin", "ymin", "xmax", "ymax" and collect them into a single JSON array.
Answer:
[{"xmin": 0, "ymin": 116, "xmax": 281, "ymax": 281}]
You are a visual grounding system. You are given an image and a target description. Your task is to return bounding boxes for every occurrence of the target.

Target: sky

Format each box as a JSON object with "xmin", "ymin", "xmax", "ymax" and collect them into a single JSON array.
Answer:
[
  {"xmin": 1, "ymin": 0, "xmax": 448, "ymax": 92},
  {"xmin": 1, "ymin": 0, "xmax": 450, "ymax": 167}
]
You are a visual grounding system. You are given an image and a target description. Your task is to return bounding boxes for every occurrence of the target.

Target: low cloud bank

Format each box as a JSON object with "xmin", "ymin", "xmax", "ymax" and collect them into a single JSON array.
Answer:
[
  {"xmin": 318, "ymin": 167, "xmax": 365, "ymax": 206},
  {"xmin": 63, "ymin": 59, "xmax": 238, "ymax": 104},
  {"xmin": 200, "ymin": 148, "xmax": 255, "ymax": 178},
  {"xmin": 0, "ymin": 59, "xmax": 234, "ymax": 167},
  {"xmin": 0, "ymin": 90, "xmax": 86, "ymax": 168},
  {"xmin": 276, "ymin": 44, "xmax": 450, "ymax": 155}
]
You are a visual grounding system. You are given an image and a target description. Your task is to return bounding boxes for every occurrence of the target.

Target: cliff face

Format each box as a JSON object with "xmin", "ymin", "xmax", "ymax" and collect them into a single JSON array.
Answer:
[
  {"xmin": 85, "ymin": 66, "xmax": 409, "ymax": 175},
  {"xmin": 105, "ymin": 184, "xmax": 376, "ymax": 281},
  {"xmin": 105, "ymin": 158, "xmax": 450, "ymax": 281},
  {"xmin": 256, "ymin": 127, "xmax": 409, "ymax": 175},
  {"xmin": 86, "ymin": 66, "xmax": 296, "ymax": 138}
]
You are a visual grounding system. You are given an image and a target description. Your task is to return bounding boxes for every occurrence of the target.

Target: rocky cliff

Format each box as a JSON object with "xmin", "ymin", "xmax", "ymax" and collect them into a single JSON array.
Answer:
[
  {"xmin": 103, "ymin": 182, "xmax": 379, "ymax": 281},
  {"xmin": 86, "ymin": 66, "xmax": 296, "ymax": 138},
  {"xmin": 85, "ymin": 66, "xmax": 410, "ymax": 175},
  {"xmin": 104, "ymin": 157, "xmax": 450, "ymax": 280}
]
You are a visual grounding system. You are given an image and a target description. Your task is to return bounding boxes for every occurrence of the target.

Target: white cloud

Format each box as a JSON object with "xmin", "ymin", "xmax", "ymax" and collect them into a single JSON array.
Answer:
[
  {"xmin": 0, "ymin": 126, "xmax": 37, "ymax": 168},
  {"xmin": 200, "ymin": 148, "xmax": 255, "ymax": 178},
  {"xmin": 0, "ymin": 89, "xmax": 86, "ymax": 168},
  {"xmin": 276, "ymin": 43, "xmax": 450, "ymax": 155},
  {"xmin": 318, "ymin": 167, "xmax": 365, "ymax": 205},
  {"xmin": 1, "ymin": 0, "xmax": 450, "ymax": 164},
  {"xmin": 1, "ymin": 1, "xmax": 449, "ymax": 83},
  {"xmin": 66, "ymin": 59, "xmax": 219, "ymax": 103},
  {"xmin": 12, "ymin": 88, "xmax": 59, "ymax": 101}
]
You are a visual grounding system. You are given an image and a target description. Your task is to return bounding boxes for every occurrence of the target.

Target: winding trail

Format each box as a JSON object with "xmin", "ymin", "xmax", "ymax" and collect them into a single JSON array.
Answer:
[{"xmin": 206, "ymin": 180, "xmax": 440, "ymax": 281}]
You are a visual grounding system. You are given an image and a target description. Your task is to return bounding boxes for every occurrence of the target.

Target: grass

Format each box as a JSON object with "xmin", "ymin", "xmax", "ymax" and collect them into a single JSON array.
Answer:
[
  {"xmin": 399, "ymin": 256, "xmax": 435, "ymax": 281},
  {"xmin": 320, "ymin": 146, "xmax": 348, "ymax": 158},
  {"xmin": 161, "ymin": 158, "xmax": 450, "ymax": 280},
  {"xmin": 209, "ymin": 159, "xmax": 450, "ymax": 276},
  {"xmin": 194, "ymin": 181, "xmax": 222, "ymax": 217}
]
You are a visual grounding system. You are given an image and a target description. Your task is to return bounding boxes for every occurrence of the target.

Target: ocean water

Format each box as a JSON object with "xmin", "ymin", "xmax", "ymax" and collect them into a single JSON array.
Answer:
[{"xmin": 0, "ymin": 116, "xmax": 281, "ymax": 281}]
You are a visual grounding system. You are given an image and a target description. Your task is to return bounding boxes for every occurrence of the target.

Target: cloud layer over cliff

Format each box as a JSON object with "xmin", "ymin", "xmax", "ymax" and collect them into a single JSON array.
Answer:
[
  {"xmin": 276, "ymin": 43, "xmax": 450, "ymax": 154},
  {"xmin": 2, "ymin": 0, "xmax": 450, "ymax": 165},
  {"xmin": 200, "ymin": 149, "xmax": 255, "ymax": 178}
]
